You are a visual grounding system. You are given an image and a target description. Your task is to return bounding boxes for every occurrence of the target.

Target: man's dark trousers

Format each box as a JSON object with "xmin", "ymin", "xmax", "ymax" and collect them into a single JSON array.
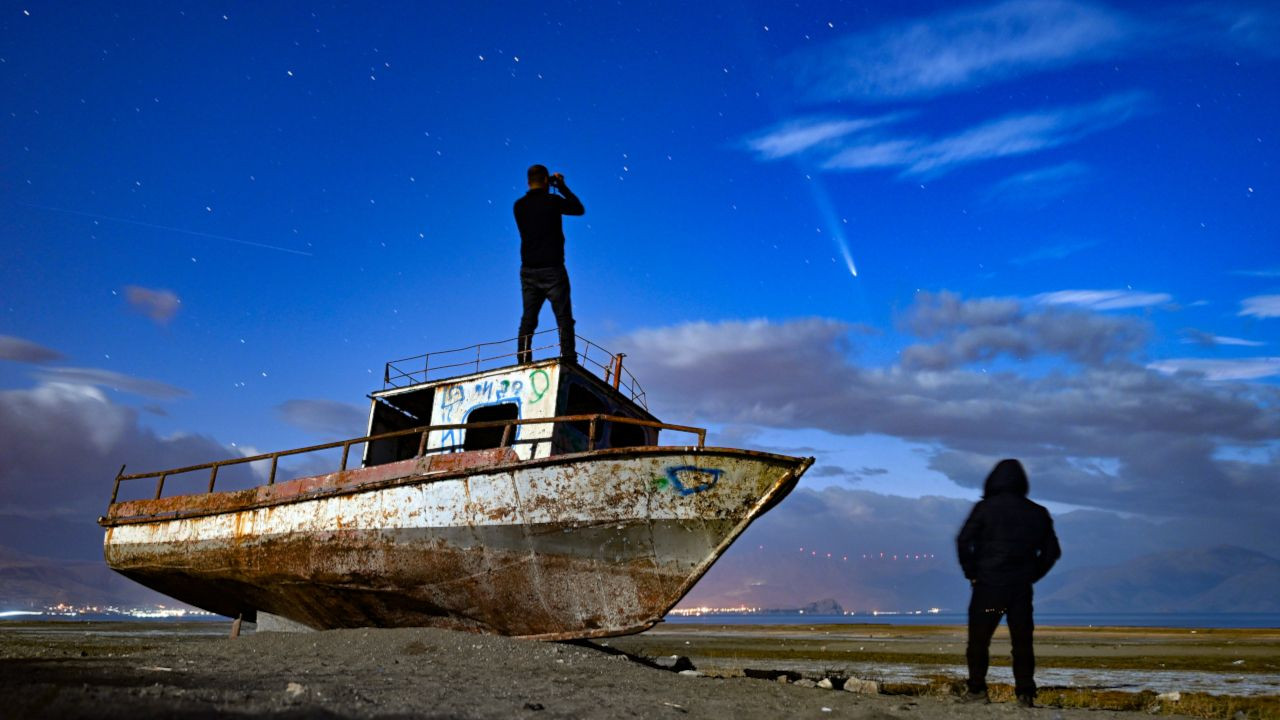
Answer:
[
  {"xmin": 517, "ymin": 266, "xmax": 574, "ymax": 363},
  {"xmin": 966, "ymin": 582, "xmax": 1036, "ymax": 697}
]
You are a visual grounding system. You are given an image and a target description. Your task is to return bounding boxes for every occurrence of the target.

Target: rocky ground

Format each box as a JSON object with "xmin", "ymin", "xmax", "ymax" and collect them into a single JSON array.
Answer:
[{"xmin": 0, "ymin": 621, "xmax": 1235, "ymax": 719}]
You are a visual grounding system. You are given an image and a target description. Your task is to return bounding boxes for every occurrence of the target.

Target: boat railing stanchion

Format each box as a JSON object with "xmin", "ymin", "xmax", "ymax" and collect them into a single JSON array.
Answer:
[
  {"xmin": 154, "ymin": 473, "xmax": 167, "ymax": 500},
  {"xmin": 588, "ymin": 416, "xmax": 598, "ymax": 450},
  {"xmin": 109, "ymin": 464, "xmax": 126, "ymax": 506},
  {"xmin": 268, "ymin": 455, "xmax": 279, "ymax": 485},
  {"xmin": 500, "ymin": 423, "xmax": 513, "ymax": 448},
  {"xmin": 417, "ymin": 430, "xmax": 429, "ymax": 457},
  {"xmin": 340, "ymin": 442, "xmax": 351, "ymax": 472},
  {"xmin": 207, "ymin": 464, "xmax": 219, "ymax": 494},
  {"xmin": 611, "ymin": 353, "xmax": 625, "ymax": 390}
]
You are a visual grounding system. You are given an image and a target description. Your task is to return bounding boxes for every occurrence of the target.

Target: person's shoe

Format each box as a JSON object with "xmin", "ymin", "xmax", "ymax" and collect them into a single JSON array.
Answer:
[
  {"xmin": 960, "ymin": 689, "xmax": 989, "ymax": 704},
  {"xmin": 1016, "ymin": 694, "xmax": 1036, "ymax": 708}
]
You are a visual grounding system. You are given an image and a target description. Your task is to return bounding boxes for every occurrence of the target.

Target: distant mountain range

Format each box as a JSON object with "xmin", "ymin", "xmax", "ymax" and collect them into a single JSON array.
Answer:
[
  {"xmin": 0, "ymin": 545, "xmax": 171, "ymax": 610},
  {"xmin": 683, "ymin": 545, "xmax": 1280, "ymax": 615},
  {"xmin": 1037, "ymin": 545, "xmax": 1280, "ymax": 613}
]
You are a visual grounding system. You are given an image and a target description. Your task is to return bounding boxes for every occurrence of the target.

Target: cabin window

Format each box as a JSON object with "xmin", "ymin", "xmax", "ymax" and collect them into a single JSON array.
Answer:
[
  {"xmin": 610, "ymin": 420, "xmax": 649, "ymax": 448},
  {"xmin": 563, "ymin": 383, "xmax": 608, "ymax": 441},
  {"xmin": 364, "ymin": 389, "xmax": 435, "ymax": 466},
  {"xmin": 463, "ymin": 403, "xmax": 519, "ymax": 451}
]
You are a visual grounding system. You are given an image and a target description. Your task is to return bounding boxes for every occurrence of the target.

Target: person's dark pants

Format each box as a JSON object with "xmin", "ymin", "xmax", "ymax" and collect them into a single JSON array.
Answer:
[
  {"xmin": 517, "ymin": 266, "xmax": 575, "ymax": 364},
  {"xmin": 966, "ymin": 582, "xmax": 1036, "ymax": 698}
]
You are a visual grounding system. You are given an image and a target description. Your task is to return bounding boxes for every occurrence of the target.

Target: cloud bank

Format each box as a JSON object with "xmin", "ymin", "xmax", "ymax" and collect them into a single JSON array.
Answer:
[{"xmin": 620, "ymin": 294, "xmax": 1280, "ymax": 528}]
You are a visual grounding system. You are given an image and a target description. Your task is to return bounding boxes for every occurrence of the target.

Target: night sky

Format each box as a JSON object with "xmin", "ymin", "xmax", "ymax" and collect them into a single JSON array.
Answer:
[{"xmin": 2, "ymin": 2, "xmax": 1277, "ymax": 586}]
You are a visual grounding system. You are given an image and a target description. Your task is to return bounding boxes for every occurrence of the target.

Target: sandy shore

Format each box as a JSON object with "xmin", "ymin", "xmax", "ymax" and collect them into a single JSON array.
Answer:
[
  {"xmin": 609, "ymin": 623, "xmax": 1280, "ymax": 696},
  {"xmin": 2, "ymin": 620, "xmax": 1273, "ymax": 719}
]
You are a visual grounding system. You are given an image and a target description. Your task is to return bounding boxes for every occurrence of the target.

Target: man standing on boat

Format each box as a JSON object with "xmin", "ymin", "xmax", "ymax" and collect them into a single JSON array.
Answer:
[
  {"xmin": 956, "ymin": 458, "xmax": 1061, "ymax": 708},
  {"xmin": 514, "ymin": 164, "xmax": 585, "ymax": 364}
]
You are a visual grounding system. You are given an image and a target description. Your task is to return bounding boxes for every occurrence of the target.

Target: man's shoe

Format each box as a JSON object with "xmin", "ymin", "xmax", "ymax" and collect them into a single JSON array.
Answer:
[
  {"xmin": 960, "ymin": 689, "xmax": 988, "ymax": 704},
  {"xmin": 1016, "ymin": 694, "xmax": 1035, "ymax": 708}
]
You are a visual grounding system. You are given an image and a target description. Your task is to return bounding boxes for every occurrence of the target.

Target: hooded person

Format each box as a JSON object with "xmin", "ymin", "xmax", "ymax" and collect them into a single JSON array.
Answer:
[{"xmin": 956, "ymin": 459, "xmax": 1061, "ymax": 707}]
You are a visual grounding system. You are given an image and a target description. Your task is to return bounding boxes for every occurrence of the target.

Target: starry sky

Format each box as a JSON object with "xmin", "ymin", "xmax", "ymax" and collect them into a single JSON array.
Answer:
[{"xmin": 2, "ymin": 2, "xmax": 1278, "ymax": 584}]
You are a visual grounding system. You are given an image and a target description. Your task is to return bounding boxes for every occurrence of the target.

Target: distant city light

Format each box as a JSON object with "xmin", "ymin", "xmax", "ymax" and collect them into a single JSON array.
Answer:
[{"xmin": 9, "ymin": 603, "xmax": 217, "ymax": 620}]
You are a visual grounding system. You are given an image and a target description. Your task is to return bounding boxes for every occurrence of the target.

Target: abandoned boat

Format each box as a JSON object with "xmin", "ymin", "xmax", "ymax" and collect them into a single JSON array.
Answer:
[{"xmin": 100, "ymin": 331, "xmax": 812, "ymax": 640}]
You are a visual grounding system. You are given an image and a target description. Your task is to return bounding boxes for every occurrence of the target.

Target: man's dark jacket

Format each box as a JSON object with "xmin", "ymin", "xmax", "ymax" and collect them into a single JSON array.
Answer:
[
  {"xmin": 956, "ymin": 460, "xmax": 1061, "ymax": 586},
  {"xmin": 513, "ymin": 187, "xmax": 584, "ymax": 269}
]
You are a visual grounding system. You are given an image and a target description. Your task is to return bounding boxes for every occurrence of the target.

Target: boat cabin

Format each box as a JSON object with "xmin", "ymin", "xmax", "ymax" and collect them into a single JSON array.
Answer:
[{"xmin": 363, "ymin": 337, "xmax": 658, "ymax": 466}]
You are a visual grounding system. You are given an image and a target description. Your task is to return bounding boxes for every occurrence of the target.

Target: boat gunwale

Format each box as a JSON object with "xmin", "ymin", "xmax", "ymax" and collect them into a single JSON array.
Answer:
[{"xmin": 100, "ymin": 445, "xmax": 813, "ymax": 529}]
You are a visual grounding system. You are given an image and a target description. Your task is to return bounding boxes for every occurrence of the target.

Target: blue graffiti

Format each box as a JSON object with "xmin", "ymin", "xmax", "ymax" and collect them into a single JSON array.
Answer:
[
  {"xmin": 439, "ymin": 385, "xmax": 467, "ymax": 422},
  {"xmin": 665, "ymin": 466, "xmax": 723, "ymax": 496},
  {"xmin": 469, "ymin": 379, "xmax": 525, "ymax": 403}
]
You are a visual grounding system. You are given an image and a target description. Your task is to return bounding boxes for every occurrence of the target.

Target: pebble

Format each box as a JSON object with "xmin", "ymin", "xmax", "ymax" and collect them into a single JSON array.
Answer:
[
  {"xmin": 285, "ymin": 682, "xmax": 305, "ymax": 697},
  {"xmin": 1156, "ymin": 691, "xmax": 1181, "ymax": 702},
  {"xmin": 817, "ymin": 678, "xmax": 834, "ymax": 690},
  {"xmin": 844, "ymin": 678, "xmax": 882, "ymax": 695},
  {"xmin": 794, "ymin": 679, "xmax": 817, "ymax": 688},
  {"xmin": 653, "ymin": 655, "xmax": 694, "ymax": 672}
]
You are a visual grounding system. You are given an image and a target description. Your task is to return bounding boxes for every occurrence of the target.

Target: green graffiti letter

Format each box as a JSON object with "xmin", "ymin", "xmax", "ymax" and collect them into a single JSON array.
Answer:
[{"xmin": 529, "ymin": 369, "xmax": 550, "ymax": 403}]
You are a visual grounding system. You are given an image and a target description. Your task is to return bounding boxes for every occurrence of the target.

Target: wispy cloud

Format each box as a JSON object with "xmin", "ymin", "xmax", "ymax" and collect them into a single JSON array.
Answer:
[
  {"xmin": 822, "ymin": 92, "xmax": 1146, "ymax": 176},
  {"xmin": 1240, "ymin": 294, "xmax": 1280, "ymax": 318},
  {"xmin": 1148, "ymin": 357, "xmax": 1280, "ymax": 381},
  {"xmin": 1035, "ymin": 288, "xmax": 1172, "ymax": 310},
  {"xmin": 0, "ymin": 335, "xmax": 63, "ymax": 364},
  {"xmin": 1181, "ymin": 329, "xmax": 1265, "ymax": 347},
  {"xmin": 988, "ymin": 161, "xmax": 1093, "ymax": 203},
  {"xmin": 123, "ymin": 285, "xmax": 181, "ymax": 326},
  {"xmin": 790, "ymin": 0, "xmax": 1133, "ymax": 102},
  {"xmin": 34, "ymin": 367, "xmax": 189, "ymax": 399},
  {"xmin": 1010, "ymin": 238, "xmax": 1100, "ymax": 266},
  {"xmin": 277, "ymin": 399, "xmax": 367, "ymax": 438},
  {"xmin": 744, "ymin": 115, "xmax": 901, "ymax": 160},
  {"xmin": 1182, "ymin": 4, "xmax": 1280, "ymax": 58},
  {"xmin": 1233, "ymin": 268, "xmax": 1280, "ymax": 278}
]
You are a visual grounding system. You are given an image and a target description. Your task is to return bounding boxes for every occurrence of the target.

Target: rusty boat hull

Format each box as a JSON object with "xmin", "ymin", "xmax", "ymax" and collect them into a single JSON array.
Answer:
[{"xmin": 103, "ymin": 446, "xmax": 811, "ymax": 639}]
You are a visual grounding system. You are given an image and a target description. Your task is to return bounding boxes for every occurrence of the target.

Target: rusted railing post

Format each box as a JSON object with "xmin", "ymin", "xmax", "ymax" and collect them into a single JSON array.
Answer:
[
  {"xmin": 109, "ymin": 464, "xmax": 126, "ymax": 506},
  {"xmin": 499, "ymin": 423, "xmax": 513, "ymax": 448},
  {"xmin": 268, "ymin": 455, "xmax": 279, "ymax": 485},
  {"xmin": 340, "ymin": 442, "xmax": 351, "ymax": 471},
  {"xmin": 697, "ymin": 429, "xmax": 706, "ymax": 447},
  {"xmin": 417, "ymin": 430, "xmax": 429, "ymax": 457},
  {"xmin": 154, "ymin": 473, "xmax": 167, "ymax": 500},
  {"xmin": 611, "ymin": 353, "xmax": 625, "ymax": 390},
  {"xmin": 207, "ymin": 464, "xmax": 219, "ymax": 493},
  {"xmin": 587, "ymin": 416, "xmax": 598, "ymax": 450}
]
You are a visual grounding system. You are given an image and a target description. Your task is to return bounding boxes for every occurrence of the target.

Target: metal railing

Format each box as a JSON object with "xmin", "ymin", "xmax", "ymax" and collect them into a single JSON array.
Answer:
[
  {"xmin": 108, "ymin": 414, "xmax": 705, "ymax": 506},
  {"xmin": 383, "ymin": 329, "xmax": 647, "ymax": 408}
]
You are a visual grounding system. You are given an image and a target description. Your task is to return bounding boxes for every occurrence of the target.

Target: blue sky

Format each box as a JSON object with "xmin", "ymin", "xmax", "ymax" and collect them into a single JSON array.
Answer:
[{"xmin": 2, "ymin": 1, "xmax": 1278, "ymax": 573}]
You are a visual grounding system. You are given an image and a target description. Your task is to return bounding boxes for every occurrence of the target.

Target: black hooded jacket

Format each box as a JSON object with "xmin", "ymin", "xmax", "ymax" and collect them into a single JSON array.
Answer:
[{"xmin": 956, "ymin": 459, "xmax": 1061, "ymax": 586}]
